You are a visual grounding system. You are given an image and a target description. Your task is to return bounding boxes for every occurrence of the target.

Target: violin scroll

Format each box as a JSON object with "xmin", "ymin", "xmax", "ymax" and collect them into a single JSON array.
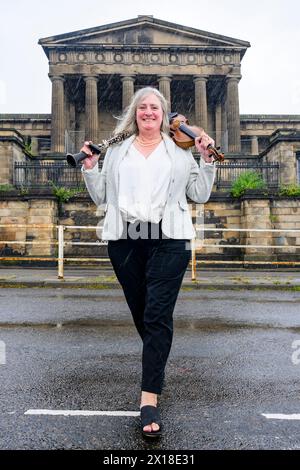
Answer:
[{"xmin": 206, "ymin": 145, "xmax": 225, "ymax": 163}]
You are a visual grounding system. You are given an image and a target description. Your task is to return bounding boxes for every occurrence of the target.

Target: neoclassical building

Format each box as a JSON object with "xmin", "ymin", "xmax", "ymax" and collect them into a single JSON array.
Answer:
[
  {"xmin": 1, "ymin": 16, "xmax": 300, "ymax": 263},
  {"xmin": 0, "ymin": 16, "xmax": 300, "ymax": 183},
  {"xmin": 40, "ymin": 15, "xmax": 250, "ymax": 154}
]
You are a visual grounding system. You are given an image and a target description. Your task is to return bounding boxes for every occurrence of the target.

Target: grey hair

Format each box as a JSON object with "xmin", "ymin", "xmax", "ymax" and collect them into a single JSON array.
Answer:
[{"xmin": 113, "ymin": 87, "xmax": 170, "ymax": 136}]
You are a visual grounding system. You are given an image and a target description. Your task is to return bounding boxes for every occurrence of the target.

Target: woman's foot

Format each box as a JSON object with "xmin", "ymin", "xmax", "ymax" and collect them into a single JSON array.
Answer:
[
  {"xmin": 140, "ymin": 405, "xmax": 162, "ymax": 438},
  {"xmin": 140, "ymin": 391, "xmax": 161, "ymax": 435}
]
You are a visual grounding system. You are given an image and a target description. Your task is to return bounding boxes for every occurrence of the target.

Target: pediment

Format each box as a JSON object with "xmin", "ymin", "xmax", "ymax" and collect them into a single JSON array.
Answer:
[
  {"xmin": 39, "ymin": 16, "xmax": 250, "ymax": 51},
  {"xmin": 76, "ymin": 26, "xmax": 206, "ymax": 46},
  {"xmin": 56, "ymin": 25, "xmax": 236, "ymax": 47}
]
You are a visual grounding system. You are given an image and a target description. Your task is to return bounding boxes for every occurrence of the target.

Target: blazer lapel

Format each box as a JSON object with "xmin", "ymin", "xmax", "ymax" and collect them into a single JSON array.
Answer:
[{"xmin": 162, "ymin": 133, "xmax": 176, "ymax": 182}]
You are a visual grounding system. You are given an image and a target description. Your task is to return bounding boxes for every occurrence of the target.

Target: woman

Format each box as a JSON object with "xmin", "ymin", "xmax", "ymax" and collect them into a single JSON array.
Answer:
[{"xmin": 81, "ymin": 87, "xmax": 216, "ymax": 438}]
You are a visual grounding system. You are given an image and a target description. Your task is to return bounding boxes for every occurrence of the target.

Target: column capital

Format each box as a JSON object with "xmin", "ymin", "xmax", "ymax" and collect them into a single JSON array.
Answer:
[
  {"xmin": 226, "ymin": 75, "xmax": 242, "ymax": 83},
  {"xmin": 120, "ymin": 75, "xmax": 136, "ymax": 82},
  {"xmin": 83, "ymin": 75, "xmax": 99, "ymax": 82},
  {"xmin": 193, "ymin": 75, "xmax": 208, "ymax": 83},
  {"xmin": 157, "ymin": 75, "xmax": 172, "ymax": 81},
  {"xmin": 48, "ymin": 74, "xmax": 65, "ymax": 82}
]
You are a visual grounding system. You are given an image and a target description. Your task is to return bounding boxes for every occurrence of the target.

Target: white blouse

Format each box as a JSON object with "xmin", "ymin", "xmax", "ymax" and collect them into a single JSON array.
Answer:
[{"xmin": 118, "ymin": 141, "xmax": 172, "ymax": 224}]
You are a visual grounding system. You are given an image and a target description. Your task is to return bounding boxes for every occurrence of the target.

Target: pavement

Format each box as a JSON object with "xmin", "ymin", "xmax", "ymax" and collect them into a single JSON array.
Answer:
[{"xmin": 0, "ymin": 266, "xmax": 300, "ymax": 289}]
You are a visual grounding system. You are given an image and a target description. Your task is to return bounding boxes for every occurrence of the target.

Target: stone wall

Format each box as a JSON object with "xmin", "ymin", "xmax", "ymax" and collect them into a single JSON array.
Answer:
[
  {"xmin": 240, "ymin": 116, "xmax": 300, "ymax": 154},
  {"xmin": 0, "ymin": 115, "xmax": 51, "ymax": 136},
  {"xmin": 197, "ymin": 194, "xmax": 300, "ymax": 262},
  {"xmin": 0, "ymin": 130, "xmax": 26, "ymax": 185},
  {"xmin": 271, "ymin": 200, "xmax": 300, "ymax": 260},
  {"xmin": 0, "ymin": 116, "xmax": 52, "ymax": 156},
  {"xmin": 0, "ymin": 195, "xmax": 57, "ymax": 258},
  {"xmin": 241, "ymin": 198, "xmax": 273, "ymax": 261},
  {"xmin": 1, "ymin": 192, "xmax": 300, "ymax": 265},
  {"xmin": 200, "ymin": 199, "xmax": 242, "ymax": 260},
  {"xmin": 59, "ymin": 198, "xmax": 106, "ymax": 257},
  {"xmin": 264, "ymin": 140, "xmax": 298, "ymax": 185}
]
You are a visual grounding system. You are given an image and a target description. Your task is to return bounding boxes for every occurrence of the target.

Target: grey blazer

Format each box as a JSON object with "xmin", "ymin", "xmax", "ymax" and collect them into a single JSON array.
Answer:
[{"xmin": 82, "ymin": 133, "xmax": 216, "ymax": 240}]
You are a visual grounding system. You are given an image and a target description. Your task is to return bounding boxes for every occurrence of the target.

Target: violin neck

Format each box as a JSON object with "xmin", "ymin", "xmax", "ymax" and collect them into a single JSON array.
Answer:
[
  {"xmin": 178, "ymin": 123, "xmax": 198, "ymax": 140},
  {"xmin": 178, "ymin": 122, "xmax": 213, "ymax": 150}
]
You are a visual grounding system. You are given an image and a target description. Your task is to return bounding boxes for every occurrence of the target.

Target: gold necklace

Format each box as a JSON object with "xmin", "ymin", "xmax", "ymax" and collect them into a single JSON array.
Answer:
[{"xmin": 135, "ymin": 136, "xmax": 162, "ymax": 147}]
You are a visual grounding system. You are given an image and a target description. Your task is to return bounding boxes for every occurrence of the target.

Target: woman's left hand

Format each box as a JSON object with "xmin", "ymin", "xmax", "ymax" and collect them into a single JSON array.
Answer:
[{"xmin": 194, "ymin": 133, "xmax": 215, "ymax": 163}]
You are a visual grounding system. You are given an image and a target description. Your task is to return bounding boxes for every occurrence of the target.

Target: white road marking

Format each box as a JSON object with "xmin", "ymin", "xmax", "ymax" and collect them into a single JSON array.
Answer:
[
  {"xmin": 24, "ymin": 409, "xmax": 140, "ymax": 417},
  {"xmin": 262, "ymin": 413, "xmax": 300, "ymax": 420}
]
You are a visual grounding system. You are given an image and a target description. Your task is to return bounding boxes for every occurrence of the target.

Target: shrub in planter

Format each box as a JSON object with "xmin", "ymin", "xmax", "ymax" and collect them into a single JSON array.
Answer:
[{"xmin": 230, "ymin": 170, "xmax": 266, "ymax": 198}]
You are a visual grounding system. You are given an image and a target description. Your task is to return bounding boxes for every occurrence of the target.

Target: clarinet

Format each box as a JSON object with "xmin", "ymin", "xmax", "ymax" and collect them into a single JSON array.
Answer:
[{"xmin": 66, "ymin": 131, "xmax": 131, "ymax": 168}]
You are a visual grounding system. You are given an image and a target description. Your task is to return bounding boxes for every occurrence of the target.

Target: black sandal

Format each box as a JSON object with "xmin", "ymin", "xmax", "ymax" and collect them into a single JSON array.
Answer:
[{"xmin": 140, "ymin": 405, "xmax": 162, "ymax": 439}]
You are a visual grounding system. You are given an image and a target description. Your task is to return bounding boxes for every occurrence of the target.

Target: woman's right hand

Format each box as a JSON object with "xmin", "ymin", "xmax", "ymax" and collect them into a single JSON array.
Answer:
[{"xmin": 81, "ymin": 141, "xmax": 100, "ymax": 170}]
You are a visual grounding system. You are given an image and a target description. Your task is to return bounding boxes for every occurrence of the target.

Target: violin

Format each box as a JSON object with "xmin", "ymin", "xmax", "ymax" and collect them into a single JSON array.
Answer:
[{"xmin": 168, "ymin": 112, "xmax": 225, "ymax": 162}]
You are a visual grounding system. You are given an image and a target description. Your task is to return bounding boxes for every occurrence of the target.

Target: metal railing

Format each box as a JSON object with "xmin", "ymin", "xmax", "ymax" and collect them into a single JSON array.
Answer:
[
  {"xmin": 215, "ymin": 161, "xmax": 279, "ymax": 189},
  {"xmin": 1, "ymin": 224, "xmax": 300, "ymax": 281},
  {"xmin": 14, "ymin": 159, "xmax": 280, "ymax": 190},
  {"xmin": 14, "ymin": 162, "xmax": 83, "ymax": 189}
]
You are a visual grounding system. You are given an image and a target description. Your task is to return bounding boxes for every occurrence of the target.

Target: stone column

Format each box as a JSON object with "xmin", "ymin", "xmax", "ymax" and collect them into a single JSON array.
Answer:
[
  {"xmin": 121, "ymin": 75, "xmax": 135, "ymax": 111},
  {"xmin": 221, "ymin": 97, "xmax": 228, "ymax": 152},
  {"xmin": 84, "ymin": 75, "xmax": 99, "ymax": 142},
  {"xmin": 226, "ymin": 76, "xmax": 241, "ymax": 153},
  {"xmin": 50, "ymin": 75, "xmax": 65, "ymax": 153},
  {"xmin": 158, "ymin": 75, "xmax": 172, "ymax": 112},
  {"xmin": 194, "ymin": 76, "xmax": 208, "ymax": 130},
  {"xmin": 279, "ymin": 143, "xmax": 297, "ymax": 185},
  {"xmin": 215, "ymin": 102, "xmax": 222, "ymax": 148},
  {"xmin": 251, "ymin": 136, "xmax": 259, "ymax": 155},
  {"xmin": 31, "ymin": 137, "xmax": 39, "ymax": 156}
]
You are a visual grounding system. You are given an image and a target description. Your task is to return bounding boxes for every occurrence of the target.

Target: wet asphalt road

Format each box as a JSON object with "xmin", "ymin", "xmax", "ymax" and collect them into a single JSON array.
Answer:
[{"xmin": 0, "ymin": 287, "xmax": 300, "ymax": 450}]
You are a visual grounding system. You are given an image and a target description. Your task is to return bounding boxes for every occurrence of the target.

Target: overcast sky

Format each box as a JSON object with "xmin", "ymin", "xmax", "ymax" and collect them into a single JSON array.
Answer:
[{"xmin": 1, "ymin": 0, "xmax": 299, "ymax": 115}]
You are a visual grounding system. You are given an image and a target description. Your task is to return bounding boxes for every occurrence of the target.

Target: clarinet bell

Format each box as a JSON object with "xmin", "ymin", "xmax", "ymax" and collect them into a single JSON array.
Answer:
[
  {"xmin": 66, "ymin": 143, "xmax": 102, "ymax": 168},
  {"xmin": 66, "ymin": 151, "xmax": 89, "ymax": 168}
]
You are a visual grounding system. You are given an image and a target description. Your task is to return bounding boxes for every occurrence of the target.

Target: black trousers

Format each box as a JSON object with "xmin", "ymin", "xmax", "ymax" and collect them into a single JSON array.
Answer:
[{"xmin": 107, "ymin": 221, "xmax": 191, "ymax": 395}]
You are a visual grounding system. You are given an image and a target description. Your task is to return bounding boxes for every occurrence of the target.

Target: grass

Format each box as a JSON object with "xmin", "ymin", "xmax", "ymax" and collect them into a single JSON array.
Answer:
[{"xmin": 87, "ymin": 275, "xmax": 118, "ymax": 282}]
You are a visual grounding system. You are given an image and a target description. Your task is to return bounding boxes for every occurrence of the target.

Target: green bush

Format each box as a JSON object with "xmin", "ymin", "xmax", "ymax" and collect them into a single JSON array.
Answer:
[
  {"xmin": 50, "ymin": 182, "xmax": 85, "ymax": 203},
  {"xmin": 24, "ymin": 142, "xmax": 32, "ymax": 155},
  {"xmin": 279, "ymin": 183, "xmax": 300, "ymax": 197},
  {"xmin": 19, "ymin": 186, "xmax": 29, "ymax": 196},
  {"xmin": 230, "ymin": 170, "xmax": 266, "ymax": 198},
  {"xmin": 0, "ymin": 183, "xmax": 15, "ymax": 192}
]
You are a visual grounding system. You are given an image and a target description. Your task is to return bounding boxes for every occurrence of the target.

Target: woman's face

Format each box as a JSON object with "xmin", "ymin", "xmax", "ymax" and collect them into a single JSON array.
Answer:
[{"xmin": 136, "ymin": 93, "xmax": 163, "ymax": 134}]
